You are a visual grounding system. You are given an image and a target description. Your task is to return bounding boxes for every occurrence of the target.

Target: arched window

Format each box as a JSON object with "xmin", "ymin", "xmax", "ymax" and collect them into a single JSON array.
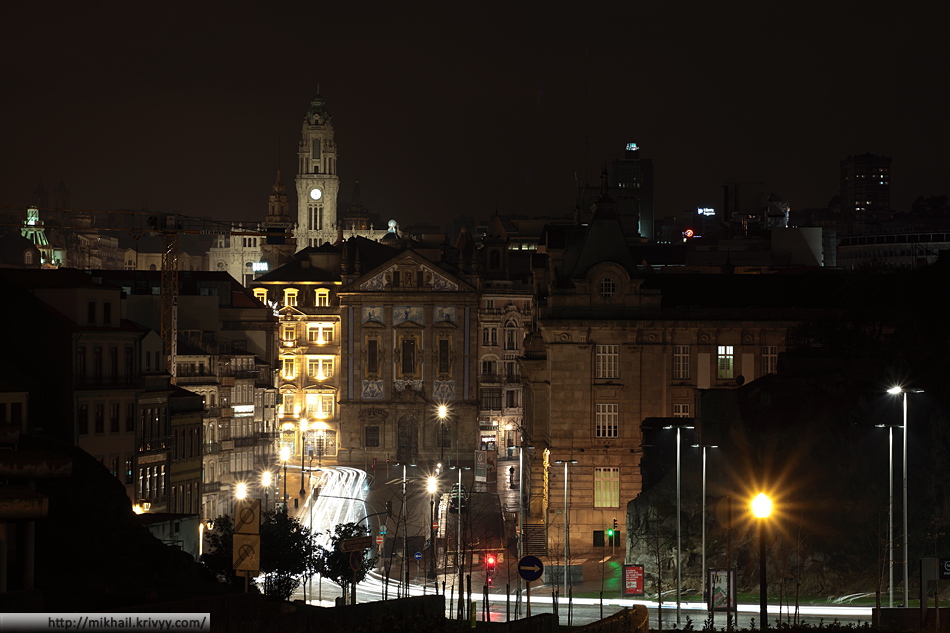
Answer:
[
  {"xmin": 599, "ymin": 277, "xmax": 616, "ymax": 298},
  {"xmin": 23, "ymin": 250, "xmax": 33, "ymax": 265}
]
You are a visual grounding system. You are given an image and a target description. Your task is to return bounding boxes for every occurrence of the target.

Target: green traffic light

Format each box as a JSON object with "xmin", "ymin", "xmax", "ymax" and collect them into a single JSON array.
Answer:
[{"xmin": 606, "ymin": 529, "xmax": 614, "ymax": 537}]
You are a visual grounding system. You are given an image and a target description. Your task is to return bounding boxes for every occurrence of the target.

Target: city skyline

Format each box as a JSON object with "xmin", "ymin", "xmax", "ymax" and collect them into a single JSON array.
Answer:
[{"xmin": 3, "ymin": 3, "xmax": 947, "ymax": 229}]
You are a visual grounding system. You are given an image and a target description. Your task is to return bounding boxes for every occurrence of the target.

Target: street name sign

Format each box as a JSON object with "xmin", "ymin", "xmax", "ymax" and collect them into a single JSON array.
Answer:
[{"xmin": 339, "ymin": 535, "xmax": 374, "ymax": 552}]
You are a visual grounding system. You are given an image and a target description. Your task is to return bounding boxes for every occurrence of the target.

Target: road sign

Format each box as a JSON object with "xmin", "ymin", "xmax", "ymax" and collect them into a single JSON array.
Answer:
[
  {"xmin": 414, "ymin": 551, "xmax": 423, "ymax": 561},
  {"xmin": 380, "ymin": 525, "xmax": 387, "ymax": 535},
  {"xmin": 432, "ymin": 521, "xmax": 438, "ymax": 530},
  {"xmin": 233, "ymin": 533, "xmax": 260, "ymax": 572},
  {"xmin": 349, "ymin": 550, "xmax": 362, "ymax": 571},
  {"xmin": 339, "ymin": 535, "xmax": 374, "ymax": 552},
  {"xmin": 941, "ymin": 558, "xmax": 950, "ymax": 580},
  {"xmin": 518, "ymin": 555, "xmax": 543, "ymax": 582},
  {"xmin": 376, "ymin": 535, "xmax": 384, "ymax": 545},
  {"xmin": 234, "ymin": 498, "xmax": 261, "ymax": 535}
]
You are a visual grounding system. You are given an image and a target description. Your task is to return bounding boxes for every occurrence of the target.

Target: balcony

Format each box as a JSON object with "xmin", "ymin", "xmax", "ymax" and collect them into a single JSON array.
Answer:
[
  {"xmin": 203, "ymin": 442, "xmax": 220, "ymax": 455},
  {"xmin": 233, "ymin": 436, "xmax": 259, "ymax": 448},
  {"xmin": 220, "ymin": 440, "xmax": 234, "ymax": 451},
  {"xmin": 479, "ymin": 374, "xmax": 501, "ymax": 384},
  {"xmin": 257, "ymin": 431, "xmax": 279, "ymax": 441},
  {"xmin": 176, "ymin": 375, "xmax": 218, "ymax": 385},
  {"xmin": 504, "ymin": 374, "xmax": 522, "ymax": 384}
]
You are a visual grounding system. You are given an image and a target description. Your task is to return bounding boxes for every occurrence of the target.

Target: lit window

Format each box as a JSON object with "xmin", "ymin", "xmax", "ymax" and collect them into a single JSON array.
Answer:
[
  {"xmin": 673, "ymin": 403, "xmax": 690, "ymax": 418},
  {"xmin": 282, "ymin": 357, "xmax": 295, "ymax": 379},
  {"xmin": 599, "ymin": 277, "xmax": 616, "ymax": 298},
  {"xmin": 762, "ymin": 346, "xmax": 778, "ymax": 375},
  {"xmin": 594, "ymin": 467, "xmax": 620, "ymax": 507},
  {"xmin": 717, "ymin": 345, "xmax": 734, "ymax": 379},
  {"xmin": 282, "ymin": 325, "xmax": 296, "ymax": 342},
  {"xmin": 283, "ymin": 288, "xmax": 298, "ymax": 306},
  {"xmin": 595, "ymin": 345, "xmax": 619, "ymax": 379},
  {"xmin": 253, "ymin": 288, "xmax": 267, "ymax": 304},
  {"xmin": 308, "ymin": 357, "xmax": 334, "ymax": 380},
  {"xmin": 316, "ymin": 289, "xmax": 330, "ymax": 307},
  {"xmin": 673, "ymin": 345, "xmax": 690, "ymax": 379},
  {"xmin": 308, "ymin": 322, "xmax": 334, "ymax": 344},
  {"xmin": 595, "ymin": 403, "xmax": 619, "ymax": 438}
]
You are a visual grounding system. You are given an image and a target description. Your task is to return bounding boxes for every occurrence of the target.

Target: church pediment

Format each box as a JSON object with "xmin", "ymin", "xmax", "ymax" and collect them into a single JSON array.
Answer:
[{"xmin": 354, "ymin": 251, "xmax": 471, "ymax": 293}]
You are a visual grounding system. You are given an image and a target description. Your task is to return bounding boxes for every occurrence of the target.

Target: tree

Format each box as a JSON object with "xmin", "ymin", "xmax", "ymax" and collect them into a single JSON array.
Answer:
[
  {"xmin": 200, "ymin": 511, "xmax": 313, "ymax": 601},
  {"xmin": 313, "ymin": 522, "xmax": 376, "ymax": 600}
]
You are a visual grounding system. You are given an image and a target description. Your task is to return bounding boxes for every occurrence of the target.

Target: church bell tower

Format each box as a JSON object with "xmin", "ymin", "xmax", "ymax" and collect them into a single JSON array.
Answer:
[{"xmin": 295, "ymin": 89, "xmax": 340, "ymax": 248}]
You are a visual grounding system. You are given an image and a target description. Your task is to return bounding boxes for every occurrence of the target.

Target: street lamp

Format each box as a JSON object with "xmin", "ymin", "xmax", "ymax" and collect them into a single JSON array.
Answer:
[
  {"xmin": 234, "ymin": 481, "xmax": 247, "ymax": 517},
  {"xmin": 664, "ymin": 421, "xmax": 694, "ymax": 625},
  {"xmin": 299, "ymin": 418, "xmax": 309, "ymax": 496},
  {"xmin": 262, "ymin": 470, "xmax": 272, "ymax": 513},
  {"xmin": 553, "ymin": 459, "xmax": 577, "ymax": 598},
  {"xmin": 692, "ymin": 442, "xmax": 718, "ymax": 606},
  {"xmin": 752, "ymin": 493, "xmax": 773, "ymax": 629},
  {"xmin": 437, "ymin": 404, "xmax": 449, "ymax": 466},
  {"xmin": 280, "ymin": 446, "xmax": 290, "ymax": 511},
  {"xmin": 427, "ymin": 475, "xmax": 438, "ymax": 581},
  {"xmin": 887, "ymin": 385, "xmax": 923, "ymax": 607},
  {"xmin": 449, "ymin": 464, "xmax": 471, "ymax": 619}
]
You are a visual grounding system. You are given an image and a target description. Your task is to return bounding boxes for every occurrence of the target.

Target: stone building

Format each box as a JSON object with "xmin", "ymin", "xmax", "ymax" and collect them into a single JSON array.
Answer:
[{"xmin": 521, "ymin": 195, "xmax": 793, "ymax": 558}]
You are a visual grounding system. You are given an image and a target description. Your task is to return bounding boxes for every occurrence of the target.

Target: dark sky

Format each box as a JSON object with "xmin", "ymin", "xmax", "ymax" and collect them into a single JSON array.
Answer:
[{"xmin": 3, "ymin": 2, "xmax": 947, "ymax": 229}]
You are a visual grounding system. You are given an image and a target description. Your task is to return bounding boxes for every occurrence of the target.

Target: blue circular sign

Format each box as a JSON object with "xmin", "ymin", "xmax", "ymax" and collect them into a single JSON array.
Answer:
[
  {"xmin": 518, "ymin": 555, "xmax": 544, "ymax": 582},
  {"xmin": 414, "ymin": 551, "xmax": 423, "ymax": 561}
]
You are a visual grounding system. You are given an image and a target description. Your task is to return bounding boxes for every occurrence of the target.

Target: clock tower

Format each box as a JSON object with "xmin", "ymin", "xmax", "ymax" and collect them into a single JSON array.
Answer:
[{"xmin": 295, "ymin": 89, "xmax": 340, "ymax": 248}]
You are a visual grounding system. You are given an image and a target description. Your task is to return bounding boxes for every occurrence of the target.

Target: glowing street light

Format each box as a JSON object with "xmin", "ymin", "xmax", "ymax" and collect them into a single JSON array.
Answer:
[
  {"xmin": 752, "ymin": 493, "xmax": 772, "ymax": 629},
  {"xmin": 427, "ymin": 476, "xmax": 438, "ymax": 581},
  {"xmin": 437, "ymin": 404, "xmax": 449, "ymax": 465},
  {"xmin": 262, "ymin": 470, "xmax": 272, "ymax": 512},
  {"xmin": 280, "ymin": 446, "xmax": 290, "ymax": 511},
  {"xmin": 888, "ymin": 385, "xmax": 922, "ymax": 607},
  {"xmin": 299, "ymin": 418, "xmax": 309, "ymax": 496}
]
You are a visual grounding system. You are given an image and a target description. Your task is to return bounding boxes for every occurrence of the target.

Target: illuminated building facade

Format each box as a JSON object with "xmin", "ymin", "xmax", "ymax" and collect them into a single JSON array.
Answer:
[{"xmin": 520, "ymin": 201, "xmax": 791, "ymax": 557}]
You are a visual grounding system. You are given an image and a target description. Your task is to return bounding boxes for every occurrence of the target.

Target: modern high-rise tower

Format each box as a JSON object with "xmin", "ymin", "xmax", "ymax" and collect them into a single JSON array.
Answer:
[
  {"xmin": 840, "ymin": 153, "xmax": 891, "ymax": 220},
  {"xmin": 295, "ymin": 90, "xmax": 340, "ymax": 248}
]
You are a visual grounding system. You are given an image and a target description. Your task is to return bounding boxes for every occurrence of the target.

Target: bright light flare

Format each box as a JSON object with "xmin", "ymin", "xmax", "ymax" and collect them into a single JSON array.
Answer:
[
  {"xmin": 751, "ymin": 493, "xmax": 772, "ymax": 518},
  {"xmin": 280, "ymin": 446, "xmax": 290, "ymax": 463},
  {"xmin": 236, "ymin": 482, "xmax": 248, "ymax": 499},
  {"xmin": 437, "ymin": 404, "xmax": 448, "ymax": 419},
  {"xmin": 887, "ymin": 386, "xmax": 903, "ymax": 395},
  {"xmin": 427, "ymin": 476, "xmax": 437, "ymax": 494},
  {"xmin": 262, "ymin": 471, "xmax": 272, "ymax": 487}
]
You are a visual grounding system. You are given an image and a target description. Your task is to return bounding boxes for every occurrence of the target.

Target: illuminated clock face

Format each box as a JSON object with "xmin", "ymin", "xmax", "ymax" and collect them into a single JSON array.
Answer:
[{"xmin": 309, "ymin": 188, "xmax": 322, "ymax": 201}]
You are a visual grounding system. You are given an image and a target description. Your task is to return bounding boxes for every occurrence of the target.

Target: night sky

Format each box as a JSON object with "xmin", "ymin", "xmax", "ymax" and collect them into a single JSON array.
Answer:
[{"xmin": 4, "ymin": 2, "xmax": 947, "ymax": 229}]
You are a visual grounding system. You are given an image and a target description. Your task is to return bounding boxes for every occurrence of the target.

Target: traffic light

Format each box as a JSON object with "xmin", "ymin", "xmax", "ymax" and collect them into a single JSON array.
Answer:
[
  {"xmin": 613, "ymin": 517, "xmax": 618, "ymax": 531},
  {"xmin": 486, "ymin": 554, "xmax": 496, "ymax": 578}
]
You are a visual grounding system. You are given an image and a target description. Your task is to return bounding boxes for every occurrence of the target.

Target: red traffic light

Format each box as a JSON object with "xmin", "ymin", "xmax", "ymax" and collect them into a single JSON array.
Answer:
[{"xmin": 487, "ymin": 555, "xmax": 495, "ymax": 565}]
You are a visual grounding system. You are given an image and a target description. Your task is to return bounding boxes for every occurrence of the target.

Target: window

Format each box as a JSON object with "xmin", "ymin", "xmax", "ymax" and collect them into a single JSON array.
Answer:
[
  {"xmin": 505, "ymin": 390, "xmax": 520, "ymax": 408},
  {"xmin": 673, "ymin": 345, "xmax": 690, "ymax": 379},
  {"xmin": 125, "ymin": 457, "xmax": 133, "ymax": 484},
  {"xmin": 103, "ymin": 302, "xmax": 112, "ymax": 325},
  {"xmin": 126, "ymin": 403, "xmax": 135, "ymax": 432},
  {"xmin": 365, "ymin": 426, "xmax": 380, "ymax": 447},
  {"xmin": 762, "ymin": 346, "xmax": 778, "ymax": 375},
  {"xmin": 283, "ymin": 288, "xmax": 298, "ymax": 307},
  {"xmin": 438, "ymin": 339, "xmax": 450, "ymax": 373},
  {"xmin": 599, "ymin": 277, "xmax": 616, "ymax": 298},
  {"xmin": 595, "ymin": 345, "xmax": 619, "ymax": 379},
  {"xmin": 78, "ymin": 405, "xmax": 89, "ymax": 435},
  {"xmin": 308, "ymin": 357, "xmax": 334, "ymax": 379},
  {"xmin": 481, "ymin": 388, "xmax": 502, "ymax": 410},
  {"xmin": 308, "ymin": 323, "xmax": 334, "ymax": 344},
  {"xmin": 594, "ymin": 467, "xmax": 620, "ymax": 507},
  {"xmin": 717, "ymin": 345, "xmax": 734, "ymax": 379},
  {"xmin": 282, "ymin": 357, "xmax": 295, "ymax": 379},
  {"xmin": 253, "ymin": 288, "xmax": 268, "ymax": 304},
  {"xmin": 401, "ymin": 339, "xmax": 415, "ymax": 375},
  {"xmin": 481, "ymin": 359, "xmax": 497, "ymax": 378},
  {"xmin": 94, "ymin": 404, "xmax": 105, "ymax": 434},
  {"xmin": 77, "ymin": 347, "xmax": 86, "ymax": 377},
  {"xmin": 482, "ymin": 327, "xmax": 497, "ymax": 347},
  {"xmin": 282, "ymin": 325, "xmax": 296, "ymax": 342},
  {"xmin": 504, "ymin": 320, "xmax": 519, "ymax": 350},
  {"xmin": 595, "ymin": 403, "xmax": 619, "ymax": 438},
  {"xmin": 110, "ymin": 403, "xmax": 120, "ymax": 432},
  {"xmin": 367, "ymin": 339, "xmax": 379, "ymax": 375},
  {"xmin": 315, "ymin": 289, "xmax": 330, "ymax": 307},
  {"xmin": 87, "ymin": 301, "xmax": 96, "ymax": 324},
  {"xmin": 673, "ymin": 403, "xmax": 691, "ymax": 418},
  {"xmin": 486, "ymin": 300, "xmax": 494, "ymax": 310}
]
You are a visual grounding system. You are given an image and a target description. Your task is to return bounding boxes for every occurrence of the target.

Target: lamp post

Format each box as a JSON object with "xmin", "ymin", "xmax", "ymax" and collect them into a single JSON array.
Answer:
[
  {"xmin": 299, "ymin": 418, "xmax": 309, "ymax": 496},
  {"xmin": 665, "ymin": 421, "xmax": 694, "ymax": 625},
  {"xmin": 553, "ymin": 459, "xmax": 577, "ymax": 598},
  {"xmin": 515, "ymin": 445, "xmax": 534, "ymax": 617},
  {"xmin": 437, "ymin": 404, "xmax": 449, "ymax": 466},
  {"xmin": 427, "ymin": 476, "xmax": 437, "ymax": 581},
  {"xmin": 888, "ymin": 385, "xmax": 922, "ymax": 606},
  {"xmin": 752, "ymin": 493, "xmax": 772, "ymax": 629},
  {"xmin": 280, "ymin": 446, "xmax": 290, "ymax": 511},
  {"xmin": 450, "ymin": 465, "xmax": 470, "ymax": 619},
  {"xmin": 692, "ymin": 443, "xmax": 717, "ymax": 606},
  {"xmin": 262, "ymin": 470, "xmax": 272, "ymax": 513}
]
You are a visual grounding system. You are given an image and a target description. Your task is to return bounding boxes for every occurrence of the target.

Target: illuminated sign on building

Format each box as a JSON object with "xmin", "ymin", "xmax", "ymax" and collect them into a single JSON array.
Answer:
[
  {"xmin": 625, "ymin": 142, "xmax": 639, "ymax": 152},
  {"xmin": 697, "ymin": 208, "xmax": 716, "ymax": 216},
  {"xmin": 252, "ymin": 262, "xmax": 269, "ymax": 272},
  {"xmin": 233, "ymin": 404, "xmax": 255, "ymax": 417}
]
